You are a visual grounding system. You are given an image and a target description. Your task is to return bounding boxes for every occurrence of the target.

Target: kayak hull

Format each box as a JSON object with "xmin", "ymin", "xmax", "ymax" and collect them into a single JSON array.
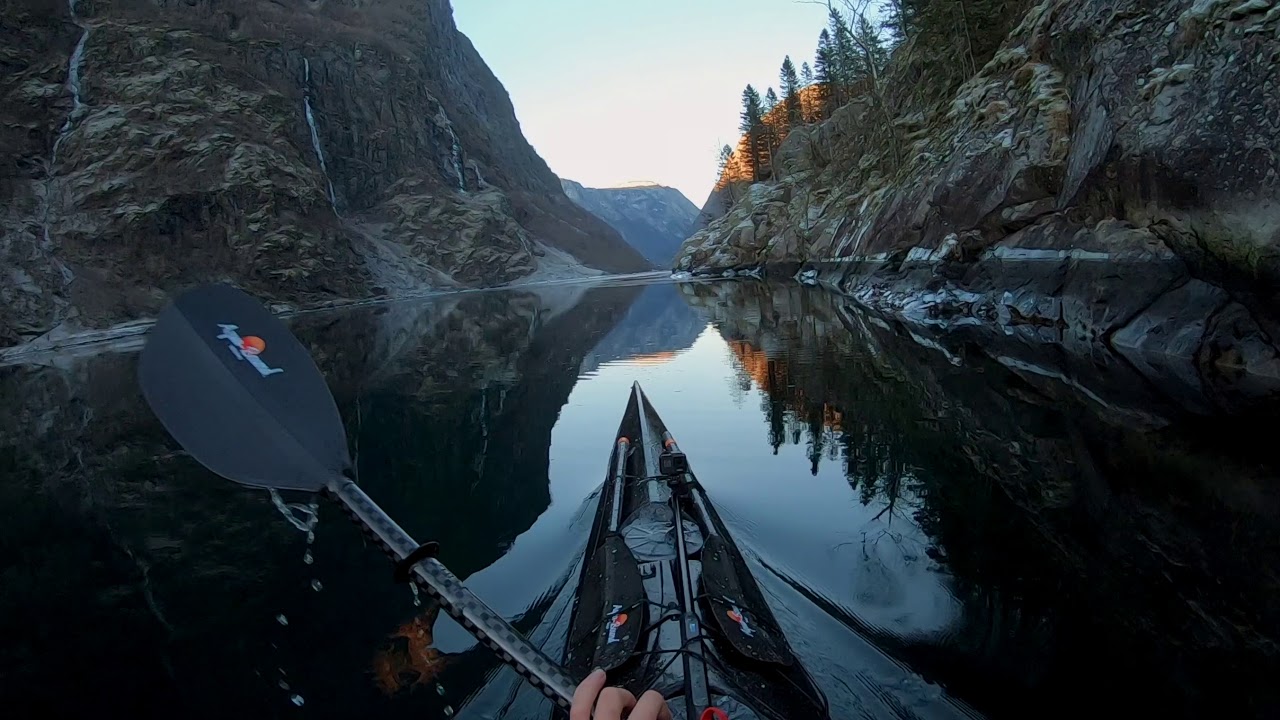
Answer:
[{"xmin": 564, "ymin": 383, "xmax": 828, "ymax": 720}]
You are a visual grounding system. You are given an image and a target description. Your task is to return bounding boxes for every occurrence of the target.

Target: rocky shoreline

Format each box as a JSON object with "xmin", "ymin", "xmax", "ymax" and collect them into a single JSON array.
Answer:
[{"xmin": 676, "ymin": 0, "xmax": 1280, "ymax": 415}]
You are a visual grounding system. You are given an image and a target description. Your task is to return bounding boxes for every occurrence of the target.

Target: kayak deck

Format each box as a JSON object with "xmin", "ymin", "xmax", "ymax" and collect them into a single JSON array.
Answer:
[{"xmin": 564, "ymin": 383, "xmax": 828, "ymax": 720}]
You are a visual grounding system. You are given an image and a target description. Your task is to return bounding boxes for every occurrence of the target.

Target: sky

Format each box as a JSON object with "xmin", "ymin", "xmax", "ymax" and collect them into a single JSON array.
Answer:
[{"xmin": 452, "ymin": 0, "xmax": 832, "ymax": 206}]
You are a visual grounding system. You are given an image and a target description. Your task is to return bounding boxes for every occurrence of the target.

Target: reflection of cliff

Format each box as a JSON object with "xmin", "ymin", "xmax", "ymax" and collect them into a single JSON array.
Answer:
[
  {"xmin": 680, "ymin": 280, "xmax": 1280, "ymax": 719},
  {"xmin": 351, "ymin": 284, "xmax": 640, "ymax": 579},
  {"xmin": 579, "ymin": 282, "xmax": 708, "ymax": 374},
  {"xmin": 0, "ymin": 282, "xmax": 638, "ymax": 718}
]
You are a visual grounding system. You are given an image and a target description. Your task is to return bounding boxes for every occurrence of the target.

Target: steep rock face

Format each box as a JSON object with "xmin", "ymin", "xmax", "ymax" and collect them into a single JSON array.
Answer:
[
  {"xmin": 0, "ymin": 0, "xmax": 647, "ymax": 348},
  {"xmin": 676, "ymin": 0, "xmax": 1280, "ymax": 414},
  {"xmin": 689, "ymin": 180, "xmax": 750, "ymax": 237},
  {"xmin": 561, "ymin": 179, "xmax": 691, "ymax": 266}
]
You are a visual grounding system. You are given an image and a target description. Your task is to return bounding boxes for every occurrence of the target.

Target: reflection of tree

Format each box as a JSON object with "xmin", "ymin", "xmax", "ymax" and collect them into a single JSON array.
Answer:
[
  {"xmin": 714, "ymin": 291, "xmax": 1069, "ymax": 707},
  {"xmin": 763, "ymin": 360, "xmax": 788, "ymax": 455},
  {"xmin": 372, "ymin": 602, "xmax": 449, "ymax": 697},
  {"xmin": 684, "ymin": 279, "xmax": 1280, "ymax": 718}
]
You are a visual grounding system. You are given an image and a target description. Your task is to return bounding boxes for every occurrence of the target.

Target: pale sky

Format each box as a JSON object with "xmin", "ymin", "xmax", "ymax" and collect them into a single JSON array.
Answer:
[{"xmin": 452, "ymin": 0, "xmax": 831, "ymax": 206}]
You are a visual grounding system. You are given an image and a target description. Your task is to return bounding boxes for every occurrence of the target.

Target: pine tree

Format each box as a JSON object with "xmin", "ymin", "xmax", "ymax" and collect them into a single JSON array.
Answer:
[
  {"xmin": 800, "ymin": 61, "xmax": 813, "ymax": 87},
  {"xmin": 739, "ymin": 84, "xmax": 765, "ymax": 181},
  {"xmin": 764, "ymin": 87, "xmax": 779, "ymax": 112},
  {"xmin": 827, "ymin": 6, "xmax": 857, "ymax": 94},
  {"xmin": 716, "ymin": 143, "xmax": 734, "ymax": 178},
  {"xmin": 879, "ymin": 0, "xmax": 920, "ymax": 47},
  {"xmin": 739, "ymin": 84, "xmax": 763, "ymax": 134},
  {"xmin": 780, "ymin": 55, "xmax": 802, "ymax": 128},
  {"xmin": 852, "ymin": 15, "xmax": 889, "ymax": 78},
  {"xmin": 814, "ymin": 28, "xmax": 835, "ymax": 118}
]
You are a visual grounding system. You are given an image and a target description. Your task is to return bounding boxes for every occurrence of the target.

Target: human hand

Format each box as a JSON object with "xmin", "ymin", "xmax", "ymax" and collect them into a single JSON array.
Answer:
[{"xmin": 570, "ymin": 668, "xmax": 673, "ymax": 720}]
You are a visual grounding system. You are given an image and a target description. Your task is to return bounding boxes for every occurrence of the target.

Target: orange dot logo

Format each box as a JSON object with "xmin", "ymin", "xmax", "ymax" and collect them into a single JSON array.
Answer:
[
  {"xmin": 727, "ymin": 609, "xmax": 742, "ymax": 623},
  {"xmin": 612, "ymin": 613, "xmax": 628, "ymax": 627},
  {"xmin": 241, "ymin": 336, "xmax": 266, "ymax": 356}
]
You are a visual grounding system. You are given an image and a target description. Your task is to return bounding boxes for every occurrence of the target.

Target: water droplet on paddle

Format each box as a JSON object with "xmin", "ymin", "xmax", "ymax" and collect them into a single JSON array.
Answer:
[
  {"xmin": 290, "ymin": 694, "xmax": 305, "ymax": 707},
  {"xmin": 276, "ymin": 614, "xmax": 288, "ymax": 626},
  {"xmin": 311, "ymin": 579, "xmax": 323, "ymax": 592},
  {"xmin": 436, "ymin": 683, "xmax": 445, "ymax": 696},
  {"xmin": 269, "ymin": 489, "xmax": 319, "ymax": 532},
  {"xmin": 278, "ymin": 679, "xmax": 290, "ymax": 690},
  {"xmin": 303, "ymin": 550, "xmax": 313, "ymax": 565},
  {"xmin": 443, "ymin": 705, "xmax": 454, "ymax": 717}
]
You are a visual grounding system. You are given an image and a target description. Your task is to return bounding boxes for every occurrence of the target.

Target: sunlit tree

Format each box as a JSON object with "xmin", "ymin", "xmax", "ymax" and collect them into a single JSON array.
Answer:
[
  {"xmin": 716, "ymin": 143, "xmax": 734, "ymax": 178},
  {"xmin": 739, "ymin": 84, "xmax": 765, "ymax": 181}
]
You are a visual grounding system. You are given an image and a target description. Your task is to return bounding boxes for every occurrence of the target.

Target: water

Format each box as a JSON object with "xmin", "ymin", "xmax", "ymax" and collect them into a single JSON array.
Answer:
[
  {"xmin": 2, "ymin": 278, "xmax": 1277, "ymax": 719},
  {"xmin": 302, "ymin": 58, "xmax": 339, "ymax": 212},
  {"xmin": 65, "ymin": 0, "xmax": 88, "ymax": 113},
  {"xmin": 448, "ymin": 126, "xmax": 467, "ymax": 193},
  {"xmin": 40, "ymin": 0, "xmax": 90, "ymax": 279}
]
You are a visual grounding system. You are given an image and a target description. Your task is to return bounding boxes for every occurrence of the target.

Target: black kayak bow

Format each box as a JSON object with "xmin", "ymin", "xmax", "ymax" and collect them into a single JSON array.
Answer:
[{"xmin": 137, "ymin": 283, "xmax": 578, "ymax": 710}]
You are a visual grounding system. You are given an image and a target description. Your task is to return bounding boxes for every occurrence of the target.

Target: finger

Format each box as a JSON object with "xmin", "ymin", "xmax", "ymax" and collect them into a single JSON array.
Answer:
[
  {"xmin": 570, "ymin": 669, "xmax": 607, "ymax": 720},
  {"xmin": 594, "ymin": 686, "xmax": 638, "ymax": 720},
  {"xmin": 632, "ymin": 690, "xmax": 673, "ymax": 720}
]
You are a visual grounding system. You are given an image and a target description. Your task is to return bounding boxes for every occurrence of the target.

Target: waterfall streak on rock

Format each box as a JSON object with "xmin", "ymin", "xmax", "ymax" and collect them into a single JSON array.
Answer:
[{"xmin": 302, "ymin": 59, "xmax": 340, "ymax": 213}]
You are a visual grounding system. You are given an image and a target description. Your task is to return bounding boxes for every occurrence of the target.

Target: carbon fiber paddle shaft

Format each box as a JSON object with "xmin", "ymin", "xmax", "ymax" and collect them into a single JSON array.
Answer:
[{"xmin": 327, "ymin": 479, "xmax": 577, "ymax": 710}]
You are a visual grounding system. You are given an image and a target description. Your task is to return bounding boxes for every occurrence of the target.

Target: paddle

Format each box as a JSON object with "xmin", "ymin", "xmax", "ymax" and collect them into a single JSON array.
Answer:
[{"xmin": 137, "ymin": 283, "xmax": 578, "ymax": 711}]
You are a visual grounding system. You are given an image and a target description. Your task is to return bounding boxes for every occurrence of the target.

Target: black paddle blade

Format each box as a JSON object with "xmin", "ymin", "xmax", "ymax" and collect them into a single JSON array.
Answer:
[{"xmin": 138, "ymin": 283, "xmax": 351, "ymax": 491}]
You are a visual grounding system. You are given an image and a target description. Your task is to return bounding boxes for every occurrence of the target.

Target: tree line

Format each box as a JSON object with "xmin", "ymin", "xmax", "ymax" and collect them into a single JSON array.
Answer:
[{"xmin": 716, "ymin": 0, "xmax": 1030, "ymax": 186}]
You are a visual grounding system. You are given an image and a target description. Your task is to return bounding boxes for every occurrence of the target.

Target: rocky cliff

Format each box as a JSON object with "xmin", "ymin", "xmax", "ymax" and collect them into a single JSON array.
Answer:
[
  {"xmin": 676, "ymin": 0, "xmax": 1280, "ymax": 415},
  {"xmin": 0, "ymin": 0, "xmax": 647, "ymax": 349},
  {"xmin": 560, "ymin": 179, "xmax": 693, "ymax": 266}
]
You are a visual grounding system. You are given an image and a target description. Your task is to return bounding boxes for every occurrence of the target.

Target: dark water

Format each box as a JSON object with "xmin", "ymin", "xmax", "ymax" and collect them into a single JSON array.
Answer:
[{"xmin": 3, "ymin": 278, "xmax": 1278, "ymax": 719}]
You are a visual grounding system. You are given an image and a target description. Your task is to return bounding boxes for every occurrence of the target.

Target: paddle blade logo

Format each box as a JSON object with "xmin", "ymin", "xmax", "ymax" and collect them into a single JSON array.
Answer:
[
  {"xmin": 606, "ymin": 604, "xmax": 628, "ymax": 644},
  {"xmin": 727, "ymin": 606, "xmax": 755, "ymax": 637},
  {"xmin": 216, "ymin": 324, "xmax": 284, "ymax": 377}
]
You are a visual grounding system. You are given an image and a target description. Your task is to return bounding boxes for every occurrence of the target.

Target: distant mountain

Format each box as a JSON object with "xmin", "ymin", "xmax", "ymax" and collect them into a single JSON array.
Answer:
[{"xmin": 561, "ymin": 179, "xmax": 699, "ymax": 266}]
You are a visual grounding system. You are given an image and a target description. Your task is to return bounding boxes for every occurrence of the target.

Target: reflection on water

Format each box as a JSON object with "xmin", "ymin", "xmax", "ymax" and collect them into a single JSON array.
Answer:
[{"xmin": 2, "ymin": 278, "xmax": 1277, "ymax": 719}]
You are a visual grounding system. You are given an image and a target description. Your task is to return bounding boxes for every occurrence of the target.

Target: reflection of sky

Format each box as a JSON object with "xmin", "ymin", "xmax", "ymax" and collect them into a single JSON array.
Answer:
[{"xmin": 437, "ymin": 323, "xmax": 963, "ymax": 714}]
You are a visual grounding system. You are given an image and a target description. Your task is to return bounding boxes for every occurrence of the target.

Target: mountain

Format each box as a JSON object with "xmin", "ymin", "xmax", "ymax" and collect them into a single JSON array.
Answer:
[
  {"xmin": 0, "ymin": 0, "xmax": 648, "ymax": 349},
  {"xmin": 676, "ymin": 0, "xmax": 1280, "ymax": 414},
  {"xmin": 561, "ymin": 179, "xmax": 697, "ymax": 266}
]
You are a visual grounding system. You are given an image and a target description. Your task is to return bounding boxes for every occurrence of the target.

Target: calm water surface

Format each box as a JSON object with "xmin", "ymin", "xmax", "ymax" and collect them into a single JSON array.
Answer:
[{"xmin": 2, "ymin": 278, "xmax": 1277, "ymax": 719}]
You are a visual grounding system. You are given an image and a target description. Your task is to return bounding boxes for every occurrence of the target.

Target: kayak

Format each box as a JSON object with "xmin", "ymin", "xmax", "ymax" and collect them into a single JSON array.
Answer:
[{"xmin": 564, "ymin": 382, "xmax": 829, "ymax": 720}]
